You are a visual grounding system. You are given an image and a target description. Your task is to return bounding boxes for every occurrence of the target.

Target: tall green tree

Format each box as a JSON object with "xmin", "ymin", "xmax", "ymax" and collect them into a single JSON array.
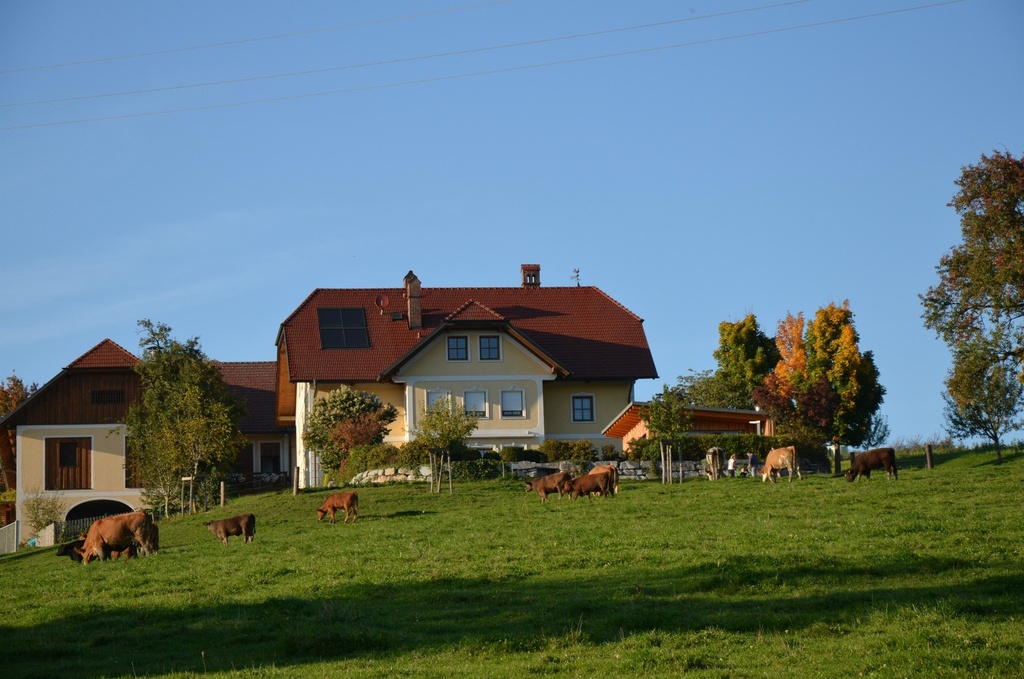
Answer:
[
  {"xmin": 303, "ymin": 385, "xmax": 398, "ymax": 475},
  {"xmin": 942, "ymin": 333, "xmax": 1024, "ymax": 463},
  {"xmin": 922, "ymin": 150, "xmax": 1024, "ymax": 461},
  {"xmin": 123, "ymin": 320, "xmax": 246, "ymax": 515},
  {"xmin": 922, "ymin": 150, "xmax": 1024, "ymax": 368},
  {"xmin": 641, "ymin": 385, "xmax": 692, "ymax": 483},
  {"xmin": 711, "ymin": 314, "xmax": 780, "ymax": 409}
]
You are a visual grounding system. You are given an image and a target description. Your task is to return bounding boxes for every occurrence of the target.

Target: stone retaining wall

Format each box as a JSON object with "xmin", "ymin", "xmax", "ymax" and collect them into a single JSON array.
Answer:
[{"xmin": 346, "ymin": 459, "xmax": 711, "ymax": 486}]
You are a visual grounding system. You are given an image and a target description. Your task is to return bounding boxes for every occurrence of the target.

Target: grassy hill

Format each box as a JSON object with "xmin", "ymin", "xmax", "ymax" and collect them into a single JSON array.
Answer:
[{"xmin": 2, "ymin": 450, "xmax": 1022, "ymax": 678}]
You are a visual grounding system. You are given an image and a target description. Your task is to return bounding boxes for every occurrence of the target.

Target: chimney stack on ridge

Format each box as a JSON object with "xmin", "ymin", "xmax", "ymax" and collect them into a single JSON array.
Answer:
[
  {"xmin": 521, "ymin": 264, "xmax": 540, "ymax": 288},
  {"xmin": 404, "ymin": 271, "xmax": 422, "ymax": 330}
]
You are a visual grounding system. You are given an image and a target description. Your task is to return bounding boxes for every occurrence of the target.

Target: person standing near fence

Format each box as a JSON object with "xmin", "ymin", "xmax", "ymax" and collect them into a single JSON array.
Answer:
[
  {"xmin": 747, "ymin": 452, "xmax": 758, "ymax": 478},
  {"xmin": 727, "ymin": 454, "xmax": 737, "ymax": 477}
]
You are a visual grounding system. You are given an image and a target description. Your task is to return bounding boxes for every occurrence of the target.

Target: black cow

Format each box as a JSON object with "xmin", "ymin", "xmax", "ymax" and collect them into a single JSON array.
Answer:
[{"xmin": 846, "ymin": 447, "xmax": 898, "ymax": 482}]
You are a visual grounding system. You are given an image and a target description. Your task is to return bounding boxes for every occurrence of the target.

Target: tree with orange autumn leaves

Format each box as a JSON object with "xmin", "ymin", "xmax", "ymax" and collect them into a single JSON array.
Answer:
[
  {"xmin": 753, "ymin": 301, "xmax": 884, "ymax": 451},
  {"xmin": 1, "ymin": 372, "xmax": 39, "ymax": 492}
]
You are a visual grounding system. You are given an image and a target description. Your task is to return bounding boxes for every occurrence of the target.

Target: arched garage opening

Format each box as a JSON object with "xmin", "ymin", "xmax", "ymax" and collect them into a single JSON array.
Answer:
[{"xmin": 65, "ymin": 499, "xmax": 134, "ymax": 522}]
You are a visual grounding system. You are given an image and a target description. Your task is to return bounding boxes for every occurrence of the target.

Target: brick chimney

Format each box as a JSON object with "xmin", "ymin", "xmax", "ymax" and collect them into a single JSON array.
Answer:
[
  {"xmin": 521, "ymin": 264, "xmax": 540, "ymax": 288},
  {"xmin": 404, "ymin": 271, "xmax": 422, "ymax": 329}
]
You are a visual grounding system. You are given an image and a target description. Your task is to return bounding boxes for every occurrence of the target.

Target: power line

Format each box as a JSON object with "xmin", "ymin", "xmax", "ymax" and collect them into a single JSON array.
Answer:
[
  {"xmin": 3, "ymin": 0, "xmax": 811, "ymax": 109},
  {"xmin": 0, "ymin": 0, "xmax": 515, "ymax": 75},
  {"xmin": 0, "ymin": 0, "xmax": 966, "ymax": 132}
]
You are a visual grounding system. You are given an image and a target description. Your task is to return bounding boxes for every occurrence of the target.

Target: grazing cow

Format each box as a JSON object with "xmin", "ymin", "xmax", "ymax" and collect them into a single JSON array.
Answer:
[
  {"xmin": 588, "ymin": 465, "xmax": 619, "ymax": 496},
  {"xmin": 57, "ymin": 538, "xmax": 85, "ymax": 563},
  {"xmin": 525, "ymin": 470, "xmax": 572, "ymax": 503},
  {"xmin": 206, "ymin": 513, "xmax": 256, "ymax": 545},
  {"xmin": 705, "ymin": 447, "xmax": 726, "ymax": 480},
  {"xmin": 317, "ymin": 492, "xmax": 359, "ymax": 523},
  {"xmin": 846, "ymin": 447, "xmax": 898, "ymax": 482},
  {"xmin": 110, "ymin": 544, "xmax": 138, "ymax": 561},
  {"xmin": 761, "ymin": 446, "xmax": 802, "ymax": 483},
  {"xmin": 560, "ymin": 472, "xmax": 612, "ymax": 500},
  {"xmin": 77, "ymin": 511, "xmax": 156, "ymax": 564},
  {"xmin": 143, "ymin": 522, "xmax": 160, "ymax": 554}
]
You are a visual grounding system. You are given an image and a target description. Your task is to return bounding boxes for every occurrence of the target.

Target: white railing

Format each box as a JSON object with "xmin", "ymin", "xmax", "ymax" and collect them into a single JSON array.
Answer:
[{"xmin": 0, "ymin": 521, "xmax": 19, "ymax": 555}]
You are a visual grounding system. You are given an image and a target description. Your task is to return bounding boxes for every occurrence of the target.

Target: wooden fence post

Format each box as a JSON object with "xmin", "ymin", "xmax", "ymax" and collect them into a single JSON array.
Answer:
[
  {"xmin": 220, "ymin": 481, "xmax": 226, "ymax": 507},
  {"xmin": 925, "ymin": 444, "xmax": 933, "ymax": 470}
]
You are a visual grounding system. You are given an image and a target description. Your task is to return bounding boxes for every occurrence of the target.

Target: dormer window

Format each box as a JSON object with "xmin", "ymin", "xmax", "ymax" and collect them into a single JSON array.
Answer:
[
  {"xmin": 317, "ymin": 308, "xmax": 369, "ymax": 349},
  {"xmin": 479, "ymin": 335, "xmax": 500, "ymax": 360},
  {"xmin": 447, "ymin": 336, "xmax": 468, "ymax": 361}
]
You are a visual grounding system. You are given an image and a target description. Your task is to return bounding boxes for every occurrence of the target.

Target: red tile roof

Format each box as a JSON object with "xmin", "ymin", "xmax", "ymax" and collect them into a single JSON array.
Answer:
[
  {"xmin": 278, "ymin": 284, "xmax": 658, "ymax": 383},
  {"xmin": 216, "ymin": 361, "xmax": 284, "ymax": 433},
  {"xmin": 66, "ymin": 339, "xmax": 139, "ymax": 369}
]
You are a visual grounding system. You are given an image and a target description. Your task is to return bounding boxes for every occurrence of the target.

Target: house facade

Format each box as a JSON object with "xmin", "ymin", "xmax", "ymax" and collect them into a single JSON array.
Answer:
[
  {"xmin": 276, "ymin": 265, "xmax": 659, "ymax": 487},
  {"xmin": 0, "ymin": 341, "xmax": 292, "ymax": 536}
]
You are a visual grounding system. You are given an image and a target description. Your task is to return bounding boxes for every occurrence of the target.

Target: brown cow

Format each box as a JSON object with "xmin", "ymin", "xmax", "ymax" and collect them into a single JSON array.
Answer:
[
  {"xmin": 206, "ymin": 513, "xmax": 256, "ymax": 545},
  {"xmin": 761, "ymin": 446, "xmax": 802, "ymax": 483},
  {"xmin": 846, "ymin": 447, "xmax": 898, "ymax": 482},
  {"xmin": 524, "ymin": 470, "xmax": 572, "ymax": 503},
  {"xmin": 110, "ymin": 544, "xmax": 138, "ymax": 561},
  {"xmin": 560, "ymin": 473, "xmax": 612, "ymax": 500},
  {"xmin": 143, "ymin": 522, "xmax": 160, "ymax": 554},
  {"xmin": 588, "ymin": 464, "xmax": 619, "ymax": 496},
  {"xmin": 76, "ymin": 511, "xmax": 155, "ymax": 564},
  {"xmin": 317, "ymin": 492, "xmax": 359, "ymax": 523}
]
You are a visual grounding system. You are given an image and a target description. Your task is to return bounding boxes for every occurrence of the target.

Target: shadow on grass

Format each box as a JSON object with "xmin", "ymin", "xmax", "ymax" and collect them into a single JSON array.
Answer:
[{"xmin": 5, "ymin": 550, "xmax": 1022, "ymax": 678}]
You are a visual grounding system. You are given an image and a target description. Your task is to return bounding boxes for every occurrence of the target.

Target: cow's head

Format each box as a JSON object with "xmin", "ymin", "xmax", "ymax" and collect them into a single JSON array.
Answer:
[
  {"xmin": 844, "ymin": 469, "xmax": 856, "ymax": 482},
  {"xmin": 524, "ymin": 481, "xmax": 535, "ymax": 493},
  {"xmin": 76, "ymin": 546, "xmax": 95, "ymax": 564},
  {"xmin": 316, "ymin": 509, "xmax": 327, "ymax": 522}
]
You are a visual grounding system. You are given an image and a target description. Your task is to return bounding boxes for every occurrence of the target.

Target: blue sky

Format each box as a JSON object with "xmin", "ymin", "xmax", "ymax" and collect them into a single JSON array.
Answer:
[{"xmin": 1, "ymin": 0, "xmax": 1021, "ymax": 444}]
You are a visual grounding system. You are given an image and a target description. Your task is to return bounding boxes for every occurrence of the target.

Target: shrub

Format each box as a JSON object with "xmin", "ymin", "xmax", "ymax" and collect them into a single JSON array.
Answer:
[
  {"xmin": 346, "ymin": 443, "xmax": 403, "ymax": 480},
  {"xmin": 21, "ymin": 487, "xmax": 66, "ymax": 536},
  {"xmin": 538, "ymin": 439, "xmax": 595, "ymax": 462}
]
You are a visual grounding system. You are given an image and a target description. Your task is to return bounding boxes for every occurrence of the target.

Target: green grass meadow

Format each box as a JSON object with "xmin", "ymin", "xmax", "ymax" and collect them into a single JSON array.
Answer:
[{"xmin": 2, "ymin": 450, "xmax": 1022, "ymax": 678}]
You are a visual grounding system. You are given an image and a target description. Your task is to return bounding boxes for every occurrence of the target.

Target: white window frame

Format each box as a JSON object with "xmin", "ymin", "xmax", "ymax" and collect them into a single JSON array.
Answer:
[
  {"xmin": 571, "ymin": 394, "xmax": 596, "ymax": 423},
  {"xmin": 463, "ymin": 390, "xmax": 489, "ymax": 418},
  {"xmin": 500, "ymin": 389, "xmax": 526, "ymax": 419}
]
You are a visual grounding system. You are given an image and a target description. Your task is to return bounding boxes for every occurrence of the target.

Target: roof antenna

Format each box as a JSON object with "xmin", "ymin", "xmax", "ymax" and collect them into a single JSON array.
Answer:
[{"xmin": 570, "ymin": 268, "xmax": 580, "ymax": 287}]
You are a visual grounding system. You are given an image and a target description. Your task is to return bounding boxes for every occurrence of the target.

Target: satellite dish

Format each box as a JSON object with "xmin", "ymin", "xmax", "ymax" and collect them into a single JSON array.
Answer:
[{"xmin": 375, "ymin": 295, "xmax": 389, "ymax": 314}]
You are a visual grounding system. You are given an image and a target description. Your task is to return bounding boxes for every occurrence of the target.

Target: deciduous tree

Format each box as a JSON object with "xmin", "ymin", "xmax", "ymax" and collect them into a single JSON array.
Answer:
[
  {"xmin": 753, "ymin": 304, "xmax": 884, "ymax": 453},
  {"xmin": 641, "ymin": 385, "xmax": 692, "ymax": 483},
  {"xmin": 123, "ymin": 320, "xmax": 246, "ymax": 515},
  {"xmin": 410, "ymin": 397, "xmax": 479, "ymax": 453},
  {"xmin": 942, "ymin": 333, "xmax": 1024, "ymax": 462},
  {"xmin": 922, "ymin": 150, "xmax": 1024, "ymax": 461},
  {"xmin": 922, "ymin": 150, "xmax": 1024, "ymax": 366},
  {"xmin": 711, "ymin": 314, "xmax": 780, "ymax": 409},
  {"xmin": 303, "ymin": 385, "xmax": 398, "ymax": 475},
  {"xmin": 0, "ymin": 372, "xmax": 37, "ymax": 491}
]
